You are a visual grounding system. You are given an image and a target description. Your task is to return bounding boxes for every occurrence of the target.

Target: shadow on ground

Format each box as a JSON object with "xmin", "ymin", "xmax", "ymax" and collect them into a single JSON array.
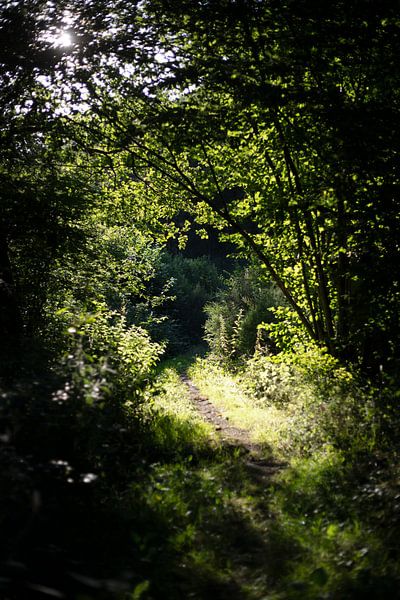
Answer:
[{"xmin": 1, "ymin": 353, "xmax": 400, "ymax": 599}]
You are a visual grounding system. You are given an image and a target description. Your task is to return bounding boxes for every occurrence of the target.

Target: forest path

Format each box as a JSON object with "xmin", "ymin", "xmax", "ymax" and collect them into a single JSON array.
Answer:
[{"xmin": 180, "ymin": 374, "xmax": 284, "ymax": 478}]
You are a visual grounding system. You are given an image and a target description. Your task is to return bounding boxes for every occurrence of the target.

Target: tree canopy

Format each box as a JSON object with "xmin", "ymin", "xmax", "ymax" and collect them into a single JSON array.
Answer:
[{"xmin": 1, "ymin": 0, "xmax": 399, "ymax": 371}]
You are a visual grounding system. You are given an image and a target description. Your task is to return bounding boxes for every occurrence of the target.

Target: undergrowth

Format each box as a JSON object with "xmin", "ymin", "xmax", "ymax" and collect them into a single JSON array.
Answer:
[
  {"xmin": 187, "ymin": 352, "xmax": 400, "ymax": 599},
  {"xmin": 2, "ymin": 341, "xmax": 399, "ymax": 599},
  {"xmin": 125, "ymin": 359, "xmax": 298, "ymax": 599}
]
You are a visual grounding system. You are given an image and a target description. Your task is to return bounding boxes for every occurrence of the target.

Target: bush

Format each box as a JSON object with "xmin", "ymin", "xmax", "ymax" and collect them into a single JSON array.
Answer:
[
  {"xmin": 242, "ymin": 355, "xmax": 298, "ymax": 407},
  {"xmin": 204, "ymin": 266, "xmax": 284, "ymax": 362},
  {"xmin": 144, "ymin": 253, "xmax": 224, "ymax": 354},
  {"xmin": 0, "ymin": 304, "xmax": 164, "ymax": 597},
  {"xmin": 240, "ymin": 347, "xmax": 376, "ymax": 456}
]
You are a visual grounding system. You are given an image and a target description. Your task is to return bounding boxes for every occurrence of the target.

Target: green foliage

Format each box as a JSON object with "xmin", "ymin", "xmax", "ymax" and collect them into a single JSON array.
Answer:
[
  {"xmin": 204, "ymin": 267, "xmax": 284, "ymax": 362},
  {"xmin": 269, "ymin": 450, "xmax": 400, "ymax": 600},
  {"xmin": 62, "ymin": 0, "xmax": 399, "ymax": 369},
  {"xmin": 0, "ymin": 314, "xmax": 163, "ymax": 598},
  {"xmin": 3, "ymin": 0, "xmax": 400, "ymax": 371},
  {"xmin": 241, "ymin": 356, "xmax": 297, "ymax": 408},
  {"xmin": 181, "ymin": 355, "xmax": 400, "ymax": 599},
  {"xmin": 190, "ymin": 344, "xmax": 376, "ymax": 460},
  {"xmin": 60, "ymin": 306, "xmax": 163, "ymax": 406},
  {"xmin": 143, "ymin": 360, "xmax": 214, "ymax": 456},
  {"xmin": 241, "ymin": 347, "xmax": 375, "ymax": 456},
  {"xmin": 44, "ymin": 224, "xmax": 168, "ymax": 350},
  {"xmin": 143, "ymin": 253, "xmax": 224, "ymax": 354},
  {"xmin": 258, "ymin": 306, "xmax": 311, "ymax": 353},
  {"xmin": 0, "ymin": 137, "xmax": 95, "ymax": 345},
  {"xmin": 1, "ymin": 2, "xmax": 399, "ymax": 597}
]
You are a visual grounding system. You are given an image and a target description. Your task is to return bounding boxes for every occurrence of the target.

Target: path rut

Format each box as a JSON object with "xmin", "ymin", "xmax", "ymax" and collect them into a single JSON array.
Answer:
[{"xmin": 181, "ymin": 375, "xmax": 285, "ymax": 478}]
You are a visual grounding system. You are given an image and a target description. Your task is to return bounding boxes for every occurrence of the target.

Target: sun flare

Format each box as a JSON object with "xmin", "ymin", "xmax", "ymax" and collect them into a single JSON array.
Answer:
[{"xmin": 55, "ymin": 31, "xmax": 73, "ymax": 47}]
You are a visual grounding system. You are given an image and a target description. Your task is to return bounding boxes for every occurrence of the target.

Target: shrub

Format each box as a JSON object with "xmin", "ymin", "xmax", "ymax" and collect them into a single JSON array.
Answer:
[
  {"xmin": 0, "ymin": 302, "xmax": 165, "ymax": 597},
  {"xmin": 241, "ymin": 354, "xmax": 298, "ymax": 407},
  {"xmin": 240, "ymin": 347, "xmax": 376, "ymax": 456},
  {"xmin": 57, "ymin": 304, "xmax": 164, "ymax": 407},
  {"xmin": 204, "ymin": 266, "xmax": 284, "ymax": 362},
  {"xmin": 147, "ymin": 253, "xmax": 224, "ymax": 353}
]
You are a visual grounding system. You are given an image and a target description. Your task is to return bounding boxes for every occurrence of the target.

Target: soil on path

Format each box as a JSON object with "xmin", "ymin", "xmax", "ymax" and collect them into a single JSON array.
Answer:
[{"xmin": 181, "ymin": 375, "xmax": 285, "ymax": 478}]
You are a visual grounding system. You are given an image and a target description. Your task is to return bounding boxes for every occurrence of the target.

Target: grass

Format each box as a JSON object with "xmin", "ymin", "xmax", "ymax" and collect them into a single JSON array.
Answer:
[
  {"xmin": 4, "ymin": 349, "xmax": 397, "ymax": 599},
  {"xmin": 188, "ymin": 358, "xmax": 298, "ymax": 459},
  {"xmin": 174, "ymin": 355, "xmax": 400, "ymax": 600},
  {"xmin": 3, "ymin": 313, "xmax": 399, "ymax": 600},
  {"xmin": 126, "ymin": 356, "xmax": 293, "ymax": 599},
  {"xmin": 146, "ymin": 363, "xmax": 216, "ymax": 454}
]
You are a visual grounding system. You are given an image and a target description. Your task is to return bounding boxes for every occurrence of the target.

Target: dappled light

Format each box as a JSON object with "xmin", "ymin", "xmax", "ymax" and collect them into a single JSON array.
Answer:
[
  {"xmin": 54, "ymin": 30, "xmax": 73, "ymax": 47},
  {"xmin": 1, "ymin": 1, "xmax": 399, "ymax": 598}
]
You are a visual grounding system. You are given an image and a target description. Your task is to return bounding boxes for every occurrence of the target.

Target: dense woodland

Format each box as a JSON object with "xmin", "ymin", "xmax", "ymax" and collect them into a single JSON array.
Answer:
[{"xmin": 1, "ymin": 1, "xmax": 400, "ymax": 598}]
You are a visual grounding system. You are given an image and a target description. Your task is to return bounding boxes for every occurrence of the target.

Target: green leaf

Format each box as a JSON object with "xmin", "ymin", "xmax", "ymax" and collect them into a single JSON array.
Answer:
[
  {"xmin": 310, "ymin": 567, "xmax": 329, "ymax": 586},
  {"xmin": 132, "ymin": 580, "xmax": 150, "ymax": 599}
]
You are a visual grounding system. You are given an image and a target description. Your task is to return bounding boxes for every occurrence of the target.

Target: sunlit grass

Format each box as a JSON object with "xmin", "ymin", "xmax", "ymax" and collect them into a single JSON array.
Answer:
[
  {"xmin": 124, "ymin": 358, "xmax": 292, "ymax": 598},
  {"xmin": 188, "ymin": 358, "xmax": 297, "ymax": 458},
  {"xmin": 120, "ymin": 354, "xmax": 400, "ymax": 599},
  {"xmin": 144, "ymin": 363, "xmax": 217, "ymax": 456},
  {"xmin": 266, "ymin": 450, "xmax": 400, "ymax": 599}
]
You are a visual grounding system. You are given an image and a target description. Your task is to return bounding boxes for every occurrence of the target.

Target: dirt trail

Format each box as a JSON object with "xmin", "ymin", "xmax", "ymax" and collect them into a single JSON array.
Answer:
[{"xmin": 181, "ymin": 375, "xmax": 285, "ymax": 477}]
